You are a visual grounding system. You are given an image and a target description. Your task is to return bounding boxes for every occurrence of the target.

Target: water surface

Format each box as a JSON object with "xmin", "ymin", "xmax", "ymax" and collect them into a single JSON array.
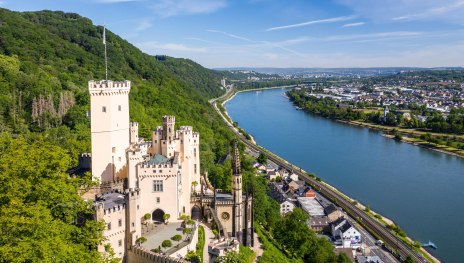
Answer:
[{"xmin": 225, "ymin": 88, "xmax": 464, "ymax": 263}]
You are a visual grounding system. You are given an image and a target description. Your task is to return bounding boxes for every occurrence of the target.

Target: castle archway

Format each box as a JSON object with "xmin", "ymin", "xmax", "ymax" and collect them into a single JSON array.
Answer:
[
  {"xmin": 191, "ymin": 206, "xmax": 201, "ymax": 220},
  {"xmin": 152, "ymin": 209, "xmax": 165, "ymax": 223}
]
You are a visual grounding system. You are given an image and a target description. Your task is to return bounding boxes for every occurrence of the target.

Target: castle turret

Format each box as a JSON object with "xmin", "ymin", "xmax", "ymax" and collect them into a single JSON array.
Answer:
[
  {"xmin": 88, "ymin": 80, "xmax": 131, "ymax": 183},
  {"xmin": 231, "ymin": 139, "xmax": 243, "ymax": 243},
  {"xmin": 125, "ymin": 188, "xmax": 141, "ymax": 251},
  {"xmin": 130, "ymin": 122, "xmax": 139, "ymax": 144},
  {"xmin": 162, "ymin": 115, "xmax": 175, "ymax": 141}
]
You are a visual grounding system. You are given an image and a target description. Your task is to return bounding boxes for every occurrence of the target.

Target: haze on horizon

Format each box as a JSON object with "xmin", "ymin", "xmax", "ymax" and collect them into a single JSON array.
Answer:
[{"xmin": 3, "ymin": 0, "xmax": 464, "ymax": 68}]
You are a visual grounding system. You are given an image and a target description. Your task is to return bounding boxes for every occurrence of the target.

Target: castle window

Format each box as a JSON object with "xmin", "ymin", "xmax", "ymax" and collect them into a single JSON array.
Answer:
[
  {"xmin": 155, "ymin": 140, "xmax": 157, "ymax": 143},
  {"xmin": 118, "ymin": 157, "xmax": 121, "ymax": 162},
  {"xmin": 153, "ymin": 170, "xmax": 156, "ymax": 173},
  {"xmin": 153, "ymin": 180, "xmax": 163, "ymax": 192},
  {"xmin": 118, "ymin": 105, "xmax": 121, "ymax": 111},
  {"xmin": 156, "ymin": 197, "xmax": 160, "ymax": 204},
  {"xmin": 132, "ymin": 222, "xmax": 135, "ymax": 227},
  {"xmin": 183, "ymin": 206, "xmax": 185, "ymax": 213},
  {"xmin": 118, "ymin": 240, "xmax": 122, "ymax": 247},
  {"xmin": 107, "ymin": 223, "xmax": 111, "ymax": 230},
  {"xmin": 194, "ymin": 148, "xmax": 196, "ymax": 157},
  {"xmin": 118, "ymin": 219, "xmax": 122, "ymax": 227},
  {"xmin": 181, "ymin": 140, "xmax": 183, "ymax": 144},
  {"xmin": 102, "ymin": 106, "xmax": 106, "ymax": 113},
  {"xmin": 137, "ymin": 205, "xmax": 139, "ymax": 210},
  {"xmin": 112, "ymin": 147, "xmax": 116, "ymax": 153},
  {"xmin": 194, "ymin": 164, "xmax": 197, "ymax": 174}
]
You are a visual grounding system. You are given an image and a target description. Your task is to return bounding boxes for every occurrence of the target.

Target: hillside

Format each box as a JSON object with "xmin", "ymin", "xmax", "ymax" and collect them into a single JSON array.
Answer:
[{"xmin": 0, "ymin": 8, "xmax": 235, "ymax": 171}]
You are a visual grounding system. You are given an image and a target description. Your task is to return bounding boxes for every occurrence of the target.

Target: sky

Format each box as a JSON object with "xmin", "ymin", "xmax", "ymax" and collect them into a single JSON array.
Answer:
[{"xmin": 2, "ymin": 0, "xmax": 464, "ymax": 68}]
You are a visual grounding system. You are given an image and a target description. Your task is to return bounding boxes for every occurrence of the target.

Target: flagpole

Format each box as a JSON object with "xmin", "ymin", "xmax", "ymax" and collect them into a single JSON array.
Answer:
[{"xmin": 103, "ymin": 25, "xmax": 108, "ymax": 81}]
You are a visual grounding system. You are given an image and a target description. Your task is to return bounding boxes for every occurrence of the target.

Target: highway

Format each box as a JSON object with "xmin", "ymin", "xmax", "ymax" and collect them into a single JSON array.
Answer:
[{"xmin": 210, "ymin": 88, "xmax": 428, "ymax": 263}]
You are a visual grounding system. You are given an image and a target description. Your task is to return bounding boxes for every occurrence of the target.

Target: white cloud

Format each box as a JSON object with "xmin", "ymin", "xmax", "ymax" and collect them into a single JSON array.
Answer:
[
  {"xmin": 265, "ymin": 16, "xmax": 356, "ymax": 31},
  {"xmin": 136, "ymin": 41, "xmax": 208, "ymax": 53},
  {"xmin": 134, "ymin": 18, "xmax": 152, "ymax": 33},
  {"xmin": 342, "ymin": 22, "xmax": 365, "ymax": 28},
  {"xmin": 152, "ymin": 0, "xmax": 227, "ymax": 17}
]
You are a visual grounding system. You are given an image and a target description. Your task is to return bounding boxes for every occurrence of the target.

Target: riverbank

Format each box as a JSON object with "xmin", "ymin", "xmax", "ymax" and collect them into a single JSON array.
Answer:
[
  {"xmin": 338, "ymin": 120, "xmax": 464, "ymax": 159},
  {"xmin": 217, "ymin": 87, "xmax": 441, "ymax": 263}
]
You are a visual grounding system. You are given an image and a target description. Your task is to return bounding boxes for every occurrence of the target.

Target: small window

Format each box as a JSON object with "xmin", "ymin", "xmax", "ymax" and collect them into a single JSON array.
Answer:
[
  {"xmin": 137, "ymin": 205, "xmax": 139, "ymax": 210},
  {"xmin": 194, "ymin": 164, "xmax": 197, "ymax": 174},
  {"xmin": 194, "ymin": 148, "xmax": 196, "ymax": 157},
  {"xmin": 153, "ymin": 180, "xmax": 163, "ymax": 192},
  {"xmin": 132, "ymin": 222, "xmax": 135, "ymax": 227},
  {"xmin": 112, "ymin": 147, "xmax": 116, "ymax": 153},
  {"xmin": 153, "ymin": 170, "xmax": 156, "ymax": 173},
  {"xmin": 155, "ymin": 140, "xmax": 157, "ymax": 143},
  {"xmin": 118, "ymin": 219, "xmax": 122, "ymax": 227},
  {"xmin": 118, "ymin": 240, "xmax": 122, "ymax": 247},
  {"xmin": 156, "ymin": 197, "xmax": 160, "ymax": 204},
  {"xmin": 102, "ymin": 106, "xmax": 106, "ymax": 113},
  {"xmin": 118, "ymin": 157, "xmax": 121, "ymax": 162},
  {"xmin": 107, "ymin": 223, "xmax": 111, "ymax": 230},
  {"xmin": 118, "ymin": 105, "xmax": 121, "ymax": 111}
]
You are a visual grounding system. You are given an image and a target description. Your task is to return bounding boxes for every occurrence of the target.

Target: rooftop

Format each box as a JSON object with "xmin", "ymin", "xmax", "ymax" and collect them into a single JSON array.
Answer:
[
  {"xmin": 297, "ymin": 197, "xmax": 325, "ymax": 216},
  {"xmin": 96, "ymin": 191, "xmax": 126, "ymax": 210},
  {"xmin": 144, "ymin": 153, "xmax": 179, "ymax": 166}
]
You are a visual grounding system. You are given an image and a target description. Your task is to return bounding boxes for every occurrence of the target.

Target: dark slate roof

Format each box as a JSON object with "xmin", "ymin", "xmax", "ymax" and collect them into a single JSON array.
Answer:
[
  {"xmin": 331, "ymin": 216, "xmax": 346, "ymax": 228},
  {"xmin": 339, "ymin": 221, "xmax": 354, "ymax": 233},
  {"xmin": 97, "ymin": 191, "xmax": 126, "ymax": 209},
  {"xmin": 324, "ymin": 204, "xmax": 339, "ymax": 215}
]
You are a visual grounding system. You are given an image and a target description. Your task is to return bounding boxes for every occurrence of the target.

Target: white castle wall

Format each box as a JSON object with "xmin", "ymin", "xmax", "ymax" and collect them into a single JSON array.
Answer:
[{"xmin": 89, "ymin": 80, "xmax": 131, "ymax": 183}]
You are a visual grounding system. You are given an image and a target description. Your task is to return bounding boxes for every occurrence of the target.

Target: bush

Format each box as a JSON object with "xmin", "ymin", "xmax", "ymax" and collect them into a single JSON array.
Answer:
[
  {"xmin": 394, "ymin": 133, "xmax": 403, "ymax": 140},
  {"xmin": 161, "ymin": 240, "xmax": 172, "ymax": 249},
  {"xmin": 171, "ymin": 234, "xmax": 182, "ymax": 242}
]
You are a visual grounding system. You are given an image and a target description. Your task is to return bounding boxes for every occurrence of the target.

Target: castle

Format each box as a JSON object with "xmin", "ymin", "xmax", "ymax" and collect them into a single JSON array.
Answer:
[{"xmin": 85, "ymin": 79, "xmax": 252, "ymax": 262}]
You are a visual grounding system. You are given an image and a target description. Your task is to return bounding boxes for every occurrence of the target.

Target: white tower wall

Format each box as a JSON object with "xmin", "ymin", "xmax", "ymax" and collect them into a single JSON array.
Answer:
[{"xmin": 89, "ymin": 80, "xmax": 131, "ymax": 183}]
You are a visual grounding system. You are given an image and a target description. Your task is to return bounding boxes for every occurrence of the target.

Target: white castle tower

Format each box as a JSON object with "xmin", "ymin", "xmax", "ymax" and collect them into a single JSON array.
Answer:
[{"xmin": 88, "ymin": 80, "xmax": 131, "ymax": 183}]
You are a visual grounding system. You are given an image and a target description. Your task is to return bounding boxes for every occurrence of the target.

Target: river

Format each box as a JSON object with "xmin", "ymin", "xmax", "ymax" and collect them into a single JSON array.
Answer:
[{"xmin": 225, "ymin": 88, "xmax": 464, "ymax": 263}]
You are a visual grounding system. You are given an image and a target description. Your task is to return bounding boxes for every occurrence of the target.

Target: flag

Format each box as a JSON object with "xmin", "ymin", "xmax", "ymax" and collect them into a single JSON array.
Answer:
[{"xmin": 103, "ymin": 26, "xmax": 106, "ymax": 45}]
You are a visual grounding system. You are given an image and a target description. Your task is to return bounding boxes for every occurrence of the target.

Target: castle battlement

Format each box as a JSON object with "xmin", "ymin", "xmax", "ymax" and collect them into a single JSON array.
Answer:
[
  {"xmin": 162, "ymin": 115, "xmax": 175, "ymax": 123},
  {"xmin": 88, "ymin": 80, "xmax": 131, "ymax": 90},
  {"xmin": 140, "ymin": 163, "xmax": 174, "ymax": 169}
]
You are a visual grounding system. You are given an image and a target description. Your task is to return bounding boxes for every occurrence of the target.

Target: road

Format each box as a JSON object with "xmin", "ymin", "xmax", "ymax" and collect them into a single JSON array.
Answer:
[{"xmin": 210, "ymin": 89, "xmax": 428, "ymax": 263}]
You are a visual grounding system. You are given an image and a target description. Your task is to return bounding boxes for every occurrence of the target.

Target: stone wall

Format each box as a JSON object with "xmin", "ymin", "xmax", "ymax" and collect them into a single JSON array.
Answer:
[{"xmin": 127, "ymin": 246, "xmax": 187, "ymax": 263}]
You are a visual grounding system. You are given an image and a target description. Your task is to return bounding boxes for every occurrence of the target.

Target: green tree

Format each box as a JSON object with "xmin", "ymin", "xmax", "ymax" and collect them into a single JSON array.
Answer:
[{"xmin": 257, "ymin": 152, "xmax": 268, "ymax": 164}]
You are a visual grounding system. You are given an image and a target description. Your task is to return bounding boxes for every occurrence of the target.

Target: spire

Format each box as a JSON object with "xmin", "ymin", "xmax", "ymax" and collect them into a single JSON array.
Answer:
[{"xmin": 232, "ymin": 139, "xmax": 241, "ymax": 175}]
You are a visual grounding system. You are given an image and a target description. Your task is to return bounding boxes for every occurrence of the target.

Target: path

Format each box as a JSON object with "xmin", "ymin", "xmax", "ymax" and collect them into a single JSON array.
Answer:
[
  {"xmin": 200, "ymin": 223, "xmax": 215, "ymax": 263},
  {"xmin": 253, "ymin": 231, "xmax": 263, "ymax": 262}
]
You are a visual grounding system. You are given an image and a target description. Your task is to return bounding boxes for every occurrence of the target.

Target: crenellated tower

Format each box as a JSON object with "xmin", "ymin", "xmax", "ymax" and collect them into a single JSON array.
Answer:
[
  {"xmin": 231, "ymin": 139, "xmax": 243, "ymax": 243},
  {"xmin": 88, "ymin": 80, "xmax": 131, "ymax": 183}
]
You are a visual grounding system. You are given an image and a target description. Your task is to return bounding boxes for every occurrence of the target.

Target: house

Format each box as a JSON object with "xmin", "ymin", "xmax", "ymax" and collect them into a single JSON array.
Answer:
[
  {"xmin": 324, "ymin": 204, "xmax": 343, "ymax": 223},
  {"xmin": 288, "ymin": 180, "xmax": 305, "ymax": 191},
  {"xmin": 309, "ymin": 215, "xmax": 330, "ymax": 233},
  {"xmin": 304, "ymin": 189, "xmax": 316, "ymax": 198},
  {"xmin": 280, "ymin": 200, "xmax": 296, "ymax": 215},
  {"xmin": 278, "ymin": 167, "xmax": 290, "ymax": 178},
  {"xmin": 331, "ymin": 217, "xmax": 361, "ymax": 248},
  {"xmin": 288, "ymin": 173, "xmax": 299, "ymax": 181},
  {"xmin": 267, "ymin": 170, "xmax": 281, "ymax": 181},
  {"xmin": 252, "ymin": 161, "xmax": 266, "ymax": 171}
]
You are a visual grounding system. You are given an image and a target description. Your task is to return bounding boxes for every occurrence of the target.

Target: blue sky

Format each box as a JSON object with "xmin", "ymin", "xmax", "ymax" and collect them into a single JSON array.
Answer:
[{"xmin": 2, "ymin": 0, "xmax": 464, "ymax": 68}]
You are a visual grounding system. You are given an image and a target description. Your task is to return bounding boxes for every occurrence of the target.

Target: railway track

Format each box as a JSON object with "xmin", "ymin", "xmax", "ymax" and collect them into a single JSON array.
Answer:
[{"xmin": 210, "ymin": 92, "xmax": 427, "ymax": 263}]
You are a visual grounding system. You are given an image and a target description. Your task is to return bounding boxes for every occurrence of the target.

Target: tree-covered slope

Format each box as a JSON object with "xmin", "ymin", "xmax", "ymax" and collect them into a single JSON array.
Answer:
[{"xmin": 0, "ymin": 8, "xmax": 234, "ymax": 170}]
